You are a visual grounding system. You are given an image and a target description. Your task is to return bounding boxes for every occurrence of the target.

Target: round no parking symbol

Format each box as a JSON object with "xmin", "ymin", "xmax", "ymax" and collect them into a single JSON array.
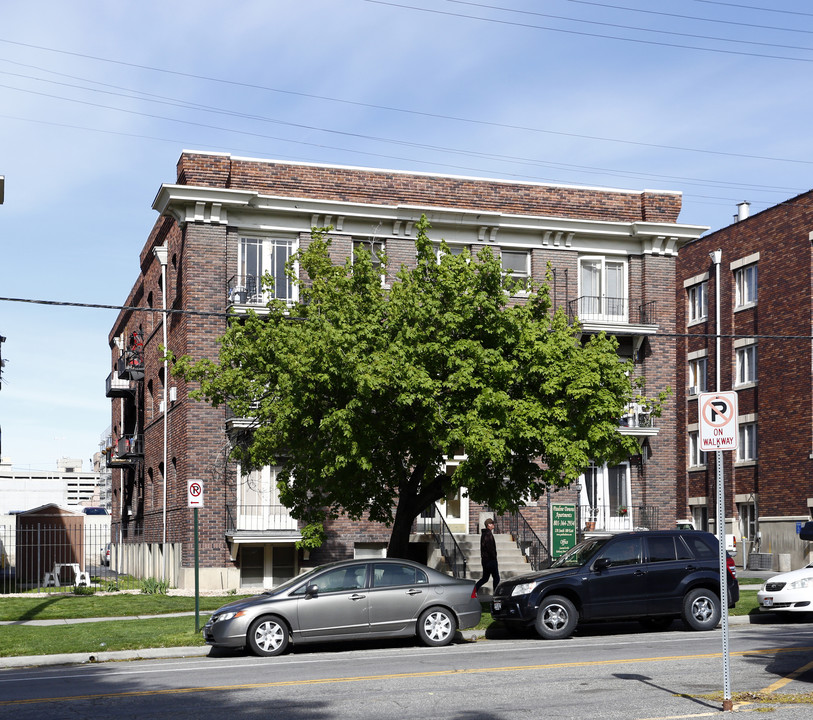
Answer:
[
  {"xmin": 699, "ymin": 391, "xmax": 738, "ymax": 451},
  {"xmin": 187, "ymin": 480, "xmax": 204, "ymax": 508}
]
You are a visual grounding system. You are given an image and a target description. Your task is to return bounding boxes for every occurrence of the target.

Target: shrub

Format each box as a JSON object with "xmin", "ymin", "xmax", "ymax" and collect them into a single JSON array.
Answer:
[{"xmin": 140, "ymin": 577, "xmax": 170, "ymax": 595}]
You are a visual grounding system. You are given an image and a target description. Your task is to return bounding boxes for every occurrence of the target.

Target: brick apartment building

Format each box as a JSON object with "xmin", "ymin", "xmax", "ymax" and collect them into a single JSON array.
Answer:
[
  {"xmin": 677, "ymin": 192, "xmax": 813, "ymax": 571},
  {"xmin": 107, "ymin": 151, "xmax": 706, "ymax": 590}
]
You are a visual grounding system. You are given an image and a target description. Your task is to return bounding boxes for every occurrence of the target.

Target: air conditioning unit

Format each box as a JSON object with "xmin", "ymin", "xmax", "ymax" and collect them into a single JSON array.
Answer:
[{"xmin": 689, "ymin": 386, "xmax": 699, "ymax": 396}]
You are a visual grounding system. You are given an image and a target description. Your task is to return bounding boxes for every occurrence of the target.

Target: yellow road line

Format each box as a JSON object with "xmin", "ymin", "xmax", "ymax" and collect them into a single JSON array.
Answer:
[
  {"xmin": 3, "ymin": 646, "xmax": 812, "ymax": 707},
  {"xmin": 732, "ymin": 657, "xmax": 813, "ymax": 711}
]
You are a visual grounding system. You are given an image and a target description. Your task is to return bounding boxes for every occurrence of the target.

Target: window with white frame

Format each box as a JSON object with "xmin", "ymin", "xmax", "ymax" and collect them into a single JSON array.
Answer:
[
  {"xmin": 735, "ymin": 343, "xmax": 757, "ymax": 386},
  {"xmin": 501, "ymin": 250, "xmax": 530, "ymax": 292},
  {"xmin": 688, "ymin": 430, "xmax": 705, "ymax": 468},
  {"xmin": 737, "ymin": 422, "xmax": 757, "ymax": 462},
  {"xmin": 579, "ymin": 257, "xmax": 627, "ymax": 321},
  {"xmin": 238, "ymin": 237, "xmax": 295, "ymax": 303},
  {"xmin": 735, "ymin": 264, "xmax": 757, "ymax": 307},
  {"xmin": 687, "ymin": 281, "xmax": 708, "ymax": 323},
  {"xmin": 353, "ymin": 239, "xmax": 386, "ymax": 286},
  {"xmin": 436, "ymin": 243, "xmax": 466, "ymax": 261},
  {"xmin": 688, "ymin": 356, "xmax": 707, "ymax": 395}
]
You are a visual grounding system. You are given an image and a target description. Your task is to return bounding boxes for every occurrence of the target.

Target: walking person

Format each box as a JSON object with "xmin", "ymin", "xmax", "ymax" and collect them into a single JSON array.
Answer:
[{"xmin": 474, "ymin": 517, "xmax": 500, "ymax": 596}]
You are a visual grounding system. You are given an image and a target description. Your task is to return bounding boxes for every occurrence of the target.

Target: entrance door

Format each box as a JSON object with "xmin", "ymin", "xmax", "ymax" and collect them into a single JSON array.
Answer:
[
  {"xmin": 580, "ymin": 462, "xmax": 632, "ymax": 531},
  {"xmin": 436, "ymin": 459, "xmax": 468, "ymax": 532},
  {"xmin": 238, "ymin": 466, "xmax": 298, "ymax": 531}
]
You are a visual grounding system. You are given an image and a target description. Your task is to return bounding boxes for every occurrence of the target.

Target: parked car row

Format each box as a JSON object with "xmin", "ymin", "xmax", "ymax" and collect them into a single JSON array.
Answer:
[{"xmin": 205, "ymin": 530, "xmax": 740, "ymax": 657}]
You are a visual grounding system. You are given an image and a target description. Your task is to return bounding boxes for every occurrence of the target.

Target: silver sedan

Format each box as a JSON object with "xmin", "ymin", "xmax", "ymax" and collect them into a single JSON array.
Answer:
[{"xmin": 203, "ymin": 558, "xmax": 482, "ymax": 656}]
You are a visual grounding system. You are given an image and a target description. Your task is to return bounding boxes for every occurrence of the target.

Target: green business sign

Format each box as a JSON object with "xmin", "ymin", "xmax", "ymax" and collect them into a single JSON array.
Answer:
[{"xmin": 551, "ymin": 504, "xmax": 577, "ymax": 557}]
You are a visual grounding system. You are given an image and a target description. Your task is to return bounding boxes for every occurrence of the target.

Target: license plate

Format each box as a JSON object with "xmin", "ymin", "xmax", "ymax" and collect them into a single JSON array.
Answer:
[
  {"xmin": 762, "ymin": 597, "xmax": 773, "ymax": 607},
  {"xmin": 493, "ymin": 601, "xmax": 501, "ymax": 612}
]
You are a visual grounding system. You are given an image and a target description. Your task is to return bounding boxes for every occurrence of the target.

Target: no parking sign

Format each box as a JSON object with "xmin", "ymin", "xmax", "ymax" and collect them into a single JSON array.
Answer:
[
  {"xmin": 187, "ymin": 479, "xmax": 204, "ymax": 508},
  {"xmin": 699, "ymin": 391, "xmax": 738, "ymax": 452}
]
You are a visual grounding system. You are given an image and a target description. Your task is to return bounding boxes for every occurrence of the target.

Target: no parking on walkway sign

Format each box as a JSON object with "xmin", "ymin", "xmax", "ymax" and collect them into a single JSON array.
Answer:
[{"xmin": 699, "ymin": 391, "xmax": 738, "ymax": 452}]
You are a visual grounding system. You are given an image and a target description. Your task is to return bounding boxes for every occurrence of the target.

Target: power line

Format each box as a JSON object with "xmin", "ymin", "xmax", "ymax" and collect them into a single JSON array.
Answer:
[
  {"xmin": 1, "ymin": 295, "xmax": 813, "ymax": 341},
  {"xmin": 1, "ymin": 35, "xmax": 813, "ymax": 167},
  {"xmin": 562, "ymin": 0, "xmax": 813, "ymax": 35},
  {"xmin": 0, "ymin": 295, "xmax": 226, "ymax": 318},
  {"xmin": 1, "ymin": 65, "xmax": 807, "ymax": 195},
  {"xmin": 691, "ymin": 0, "xmax": 813, "ymax": 19},
  {"xmin": 365, "ymin": 0, "xmax": 813, "ymax": 63}
]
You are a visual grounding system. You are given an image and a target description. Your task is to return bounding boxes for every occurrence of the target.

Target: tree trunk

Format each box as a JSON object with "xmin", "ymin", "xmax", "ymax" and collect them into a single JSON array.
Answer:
[{"xmin": 386, "ymin": 472, "xmax": 449, "ymax": 558}]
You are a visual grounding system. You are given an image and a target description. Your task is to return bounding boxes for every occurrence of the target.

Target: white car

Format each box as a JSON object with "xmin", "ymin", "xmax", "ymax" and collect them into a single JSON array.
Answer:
[{"xmin": 757, "ymin": 563, "xmax": 813, "ymax": 614}]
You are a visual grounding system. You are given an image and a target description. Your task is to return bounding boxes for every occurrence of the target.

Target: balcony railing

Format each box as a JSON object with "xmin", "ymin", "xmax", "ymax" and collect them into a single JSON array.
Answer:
[
  {"xmin": 227, "ymin": 275, "xmax": 294, "ymax": 307},
  {"xmin": 115, "ymin": 435, "xmax": 143, "ymax": 459},
  {"xmin": 567, "ymin": 297, "xmax": 656, "ymax": 326},
  {"xmin": 581, "ymin": 505, "xmax": 659, "ymax": 532},
  {"xmin": 619, "ymin": 403, "xmax": 654, "ymax": 429},
  {"xmin": 105, "ymin": 370, "xmax": 132, "ymax": 398},
  {"xmin": 226, "ymin": 504, "xmax": 299, "ymax": 532}
]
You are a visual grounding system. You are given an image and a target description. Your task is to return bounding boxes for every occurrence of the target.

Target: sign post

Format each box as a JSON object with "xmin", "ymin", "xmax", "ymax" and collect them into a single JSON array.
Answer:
[
  {"xmin": 699, "ymin": 391, "xmax": 738, "ymax": 711},
  {"xmin": 187, "ymin": 480, "xmax": 204, "ymax": 632}
]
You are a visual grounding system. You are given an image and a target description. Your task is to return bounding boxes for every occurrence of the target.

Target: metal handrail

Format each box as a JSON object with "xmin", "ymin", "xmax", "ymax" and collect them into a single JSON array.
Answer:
[
  {"xmin": 413, "ymin": 504, "xmax": 468, "ymax": 579},
  {"xmin": 501, "ymin": 509, "xmax": 550, "ymax": 571}
]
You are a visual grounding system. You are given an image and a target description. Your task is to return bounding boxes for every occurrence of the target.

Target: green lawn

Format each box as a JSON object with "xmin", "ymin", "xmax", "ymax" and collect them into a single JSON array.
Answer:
[
  {"xmin": 0, "ymin": 593, "xmax": 249, "ymax": 622},
  {"xmin": 1, "ymin": 617, "xmax": 206, "ymax": 658}
]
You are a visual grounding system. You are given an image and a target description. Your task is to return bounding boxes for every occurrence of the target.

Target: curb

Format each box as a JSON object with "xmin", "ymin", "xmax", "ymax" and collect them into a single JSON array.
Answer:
[
  {"xmin": 0, "ymin": 645, "xmax": 210, "ymax": 669},
  {"xmin": 0, "ymin": 614, "xmax": 771, "ymax": 670}
]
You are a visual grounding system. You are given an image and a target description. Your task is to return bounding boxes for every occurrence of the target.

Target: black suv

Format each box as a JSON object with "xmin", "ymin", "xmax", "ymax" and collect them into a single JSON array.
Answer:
[{"xmin": 491, "ymin": 530, "xmax": 739, "ymax": 640}]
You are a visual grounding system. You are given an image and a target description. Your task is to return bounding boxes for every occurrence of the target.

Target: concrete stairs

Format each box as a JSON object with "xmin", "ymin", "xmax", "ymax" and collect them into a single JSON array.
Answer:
[{"xmin": 454, "ymin": 532, "xmax": 533, "ymax": 598}]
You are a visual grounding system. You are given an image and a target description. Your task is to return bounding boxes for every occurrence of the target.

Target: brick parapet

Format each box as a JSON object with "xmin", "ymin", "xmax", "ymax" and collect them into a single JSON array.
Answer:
[{"xmin": 176, "ymin": 152, "xmax": 683, "ymax": 224}]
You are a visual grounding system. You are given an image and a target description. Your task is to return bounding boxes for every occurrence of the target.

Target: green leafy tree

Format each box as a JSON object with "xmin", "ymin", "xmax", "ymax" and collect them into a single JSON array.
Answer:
[{"xmin": 172, "ymin": 217, "xmax": 660, "ymax": 558}]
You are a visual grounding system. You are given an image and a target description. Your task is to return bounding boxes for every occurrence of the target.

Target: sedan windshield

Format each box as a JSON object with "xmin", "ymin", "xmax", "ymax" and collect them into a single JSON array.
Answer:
[{"xmin": 550, "ymin": 537, "xmax": 609, "ymax": 568}]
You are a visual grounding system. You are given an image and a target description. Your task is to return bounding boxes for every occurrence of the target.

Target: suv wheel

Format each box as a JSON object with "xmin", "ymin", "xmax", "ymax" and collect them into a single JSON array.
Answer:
[
  {"xmin": 535, "ymin": 595, "xmax": 578, "ymax": 640},
  {"xmin": 682, "ymin": 588, "xmax": 721, "ymax": 631}
]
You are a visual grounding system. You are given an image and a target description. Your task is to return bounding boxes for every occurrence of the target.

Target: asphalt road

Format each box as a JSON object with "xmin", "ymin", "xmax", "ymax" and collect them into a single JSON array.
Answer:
[{"xmin": 2, "ymin": 620, "xmax": 813, "ymax": 719}]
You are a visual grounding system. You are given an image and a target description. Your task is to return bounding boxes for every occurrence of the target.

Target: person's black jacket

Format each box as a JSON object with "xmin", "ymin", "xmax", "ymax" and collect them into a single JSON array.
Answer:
[{"xmin": 480, "ymin": 527, "xmax": 497, "ymax": 566}]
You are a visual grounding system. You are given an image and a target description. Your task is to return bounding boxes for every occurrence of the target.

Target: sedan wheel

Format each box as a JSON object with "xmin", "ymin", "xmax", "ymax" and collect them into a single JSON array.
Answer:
[
  {"xmin": 248, "ymin": 616, "xmax": 290, "ymax": 657},
  {"xmin": 535, "ymin": 595, "xmax": 578, "ymax": 640},
  {"xmin": 682, "ymin": 588, "xmax": 721, "ymax": 631},
  {"xmin": 417, "ymin": 607, "xmax": 457, "ymax": 647}
]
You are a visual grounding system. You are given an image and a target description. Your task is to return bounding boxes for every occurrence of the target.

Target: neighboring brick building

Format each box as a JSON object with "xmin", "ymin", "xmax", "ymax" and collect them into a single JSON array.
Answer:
[
  {"xmin": 107, "ymin": 151, "xmax": 706, "ymax": 590},
  {"xmin": 677, "ymin": 192, "xmax": 813, "ymax": 571}
]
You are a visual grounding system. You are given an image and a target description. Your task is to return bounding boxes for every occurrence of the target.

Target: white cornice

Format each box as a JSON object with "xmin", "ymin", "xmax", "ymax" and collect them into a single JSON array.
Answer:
[{"xmin": 153, "ymin": 184, "xmax": 708, "ymax": 251}]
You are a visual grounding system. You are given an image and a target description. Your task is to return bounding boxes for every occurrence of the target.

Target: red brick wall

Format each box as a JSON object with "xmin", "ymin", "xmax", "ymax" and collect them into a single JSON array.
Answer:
[
  {"xmin": 176, "ymin": 152, "xmax": 682, "ymax": 224},
  {"xmin": 677, "ymin": 191, "xmax": 813, "ymax": 520}
]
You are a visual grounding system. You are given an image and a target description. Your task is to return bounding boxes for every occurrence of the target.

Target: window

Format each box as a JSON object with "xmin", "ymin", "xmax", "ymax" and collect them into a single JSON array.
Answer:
[
  {"xmin": 597, "ymin": 537, "xmax": 642, "ymax": 566},
  {"xmin": 735, "ymin": 344, "xmax": 757, "ymax": 386},
  {"xmin": 238, "ymin": 237, "xmax": 295, "ymax": 302},
  {"xmin": 372, "ymin": 563, "xmax": 428, "ymax": 587},
  {"xmin": 501, "ymin": 250, "xmax": 530, "ymax": 292},
  {"xmin": 735, "ymin": 264, "xmax": 757, "ymax": 307},
  {"xmin": 688, "ymin": 357, "xmax": 707, "ymax": 394},
  {"xmin": 353, "ymin": 239, "xmax": 386, "ymax": 285},
  {"xmin": 687, "ymin": 282, "xmax": 708, "ymax": 323},
  {"xmin": 738, "ymin": 502, "xmax": 757, "ymax": 545},
  {"xmin": 648, "ymin": 536, "xmax": 692, "ymax": 563},
  {"xmin": 737, "ymin": 422, "xmax": 757, "ymax": 461},
  {"xmin": 683, "ymin": 532, "xmax": 715, "ymax": 559},
  {"xmin": 436, "ymin": 244, "xmax": 465, "ymax": 261},
  {"xmin": 688, "ymin": 431, "xmax": 705, "ymax": 468},
  {"xmin": 310, "ymin": 565, "xmax": 367, "ymax": 593},
  {"xmin": 579, "ymin": 257, "xmax": 626, "ymax": 321}
]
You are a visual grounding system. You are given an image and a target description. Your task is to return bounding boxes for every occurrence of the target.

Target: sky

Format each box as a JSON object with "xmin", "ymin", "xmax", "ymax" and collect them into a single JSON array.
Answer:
[{"xmin": 1, "ymin": 0, "xmax": 812, "ymax": 470}]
